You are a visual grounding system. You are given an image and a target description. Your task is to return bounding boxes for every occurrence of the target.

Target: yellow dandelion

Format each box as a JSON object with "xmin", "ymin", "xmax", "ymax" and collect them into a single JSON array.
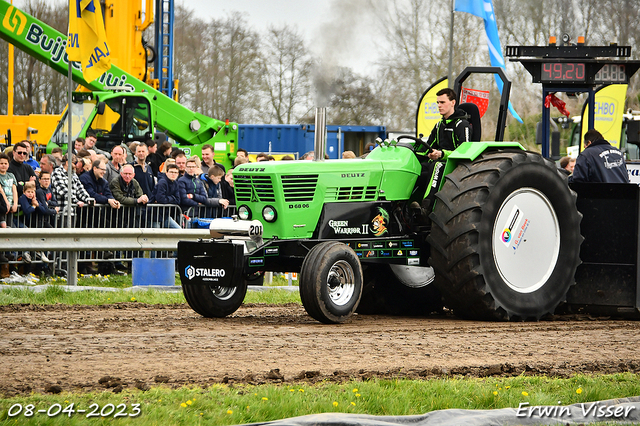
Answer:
[
  {"xmin": 227, "ymin": 410, "xmax": 233, "ymax": 414},
  {"xmin": 299, "ymin": 389, "xmax": 304, "ymax": 392},
  {"xmin": 576, "ymin": 388, "xmax": 583, "ymax": 394},
  {"xmin": 333, "ymin": 401, "xmax": 338, "ymax": 407},
  {"xmin": 254, "ymin": 393, "xmax": 258, "ymax": 396},
  {"xmin": 356, "ymin": 393, "xmax": 361, "ymax": 398},
  {"xmin": 131, "ymin": 297, "xmax": 136, "ymax": 301},
  {"xmin": 353, "ymin": 388, "xmax": 358, "ymax": 393},
  {"xmin": 262, "ymin": 397, "xmax": 268, "ymax": 401},
  {"xmin": 290, "ymin": 389, "xmax": 295, "ymax": 392},
  {"xmin": 522, "ymin": 391, "xmax": 529, "ymax": 397},
  {"xmin": 499, "ymin": 387, "xmax": 502, "ymax": 390},
  {"xmin": 505, "ymin": 386, "xmax": 511, "ymax": 389},
  {"xmin": 200, "ymin": 413, "xmax": 204, "ymax": 416},
  {"xmin": 181, "ymin": 403, "xmax": 187, "ymax": 408},
  {"xmin": 493, "ymin": 391, "xmax": 498, "ymax": 396},
  {"xmin": 351, "ymin": 402, "xmax": 356, "ymax": 406},
  {"xmin": 187, "ymin": 400, "xmax": 192, "ymax": 405}
]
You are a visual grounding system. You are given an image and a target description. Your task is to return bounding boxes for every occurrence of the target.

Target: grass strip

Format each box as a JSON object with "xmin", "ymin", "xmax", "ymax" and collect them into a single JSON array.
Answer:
[
  {"xmin": 1, "ymin": 374, "xmax": 639, "ymax": 425},
  {"xmin": 0, "ymin": 285, "xmax": 301, "ymax": 305}
]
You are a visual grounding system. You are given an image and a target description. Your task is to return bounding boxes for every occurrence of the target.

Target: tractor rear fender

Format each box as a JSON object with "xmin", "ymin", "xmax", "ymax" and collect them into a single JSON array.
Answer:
[{"xmin": 442, "ymin": 142, "xmax": 525, "ymax": 185}]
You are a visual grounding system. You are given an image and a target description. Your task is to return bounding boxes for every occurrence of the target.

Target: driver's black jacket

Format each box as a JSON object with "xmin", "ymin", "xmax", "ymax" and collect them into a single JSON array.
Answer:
[{"xmin": 426, "ymin": 108, "xmax": 471, "ymax": 159}]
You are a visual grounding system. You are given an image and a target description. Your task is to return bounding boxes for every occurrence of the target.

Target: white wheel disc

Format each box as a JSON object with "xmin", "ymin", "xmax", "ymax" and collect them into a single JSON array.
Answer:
[{"xmin": 492, "ymin": 188, "xmax": 560, "ymax": 294}]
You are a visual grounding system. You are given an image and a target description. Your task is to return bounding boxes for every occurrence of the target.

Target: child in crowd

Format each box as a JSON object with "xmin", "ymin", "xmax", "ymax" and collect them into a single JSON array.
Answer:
[
  {"xmin": 0, "ymin": 153, "xmax": 18, "ymax": 265},
  {"xmin": 17, "ymin": 181, "xmax": 48, "ymax": 263},
  {"xmin": 0, "ymin": 153, "xmax": 18, "ymax": 217},
  {"xmin": 36, "ymin": 171, "xmax": 60, "ymax": 227},
  {"xmin": 153, "ymin": 164, "xmax": 182, "ymax": 228},
  {"xmin": 201, "ymin": 165, "xmax": 229, "ymax": 216}
]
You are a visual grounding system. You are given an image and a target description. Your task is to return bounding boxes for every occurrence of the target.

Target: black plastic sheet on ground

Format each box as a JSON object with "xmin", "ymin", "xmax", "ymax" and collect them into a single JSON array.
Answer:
[{"xmin": 237, "ymin": 396, "xmax": 640, "ymax": 425}]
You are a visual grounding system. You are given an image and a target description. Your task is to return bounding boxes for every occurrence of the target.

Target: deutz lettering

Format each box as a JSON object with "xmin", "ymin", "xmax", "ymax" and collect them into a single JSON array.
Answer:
[
  {"xmin": 239, "ymin": 167, "xmax": 266, "ymax": 172},
  {"xmin": 341, "ymin": 173, "xmax": 365, "ymax": 178}
]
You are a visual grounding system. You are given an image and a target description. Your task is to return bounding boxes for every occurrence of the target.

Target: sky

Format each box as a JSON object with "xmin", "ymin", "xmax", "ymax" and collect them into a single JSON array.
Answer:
[{"xmin": 180, "ymin": 0, "xmax": 383, "ymax": 77}]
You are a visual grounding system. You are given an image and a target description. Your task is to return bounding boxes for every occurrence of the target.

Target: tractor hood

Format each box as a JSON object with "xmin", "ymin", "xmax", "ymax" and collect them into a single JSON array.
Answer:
[{"xmin": 232, "ymin": 145, "xmax": 421, "ymax": 239}]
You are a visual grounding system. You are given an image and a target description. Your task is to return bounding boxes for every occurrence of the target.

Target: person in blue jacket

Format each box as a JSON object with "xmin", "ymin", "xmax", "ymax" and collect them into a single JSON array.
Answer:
[
  {"xmin": 178, "ymin": 158, "xmax": 208, "ymax": 226},
  {"xmin": 79, "ymin": 160, "xmax": 121, "ymax": 209},
  {"xmin": 569, "ymin": 129, "xmax": 629, "ymax": 184},
  {"xmin": 153, "ymin": 164, "xmax": 181, "ymax": 228}
]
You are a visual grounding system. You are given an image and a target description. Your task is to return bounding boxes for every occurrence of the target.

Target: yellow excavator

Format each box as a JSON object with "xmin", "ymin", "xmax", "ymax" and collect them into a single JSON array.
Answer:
[{"xmin": 0, "ymin": 0, "xmax": 176, "ymax": 150}]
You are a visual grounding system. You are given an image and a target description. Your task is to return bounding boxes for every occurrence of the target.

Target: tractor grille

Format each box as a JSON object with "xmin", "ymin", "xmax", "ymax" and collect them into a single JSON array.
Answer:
[
  {"xmin": 282, "ymin": 175, "xmax": 318, "ymax": 202},
  {"xmin": 234, "ymin": 175, "xmax": 276, "ymax": 202},
  {"xmin": 326, "ymin": 186, "xmax": 378, "ymax": 201}
]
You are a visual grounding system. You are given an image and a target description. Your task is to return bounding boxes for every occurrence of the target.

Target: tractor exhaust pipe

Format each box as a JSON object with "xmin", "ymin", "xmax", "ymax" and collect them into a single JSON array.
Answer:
[{"xmin": 313, "ymin": 107, "xmax": 326, "ymax": 162}]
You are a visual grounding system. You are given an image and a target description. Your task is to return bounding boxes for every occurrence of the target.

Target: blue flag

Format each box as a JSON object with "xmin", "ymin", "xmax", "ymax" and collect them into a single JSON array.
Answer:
[{"xmin": 454, "ymin": 0, "xmax": 523, "ymax": 123}]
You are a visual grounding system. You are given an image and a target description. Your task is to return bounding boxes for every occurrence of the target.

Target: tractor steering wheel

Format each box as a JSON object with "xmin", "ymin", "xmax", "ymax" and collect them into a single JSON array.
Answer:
[{"xmin": 396, "ymin": 135, "xmax": 431, "ymax": 153}]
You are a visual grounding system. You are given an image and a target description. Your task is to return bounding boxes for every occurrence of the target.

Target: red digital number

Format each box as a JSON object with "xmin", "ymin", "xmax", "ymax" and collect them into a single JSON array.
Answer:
[
  {"xmin": 576, "ymin": 63, "xmax": 585, "ymax": 80},
  {"xmin": 565, "ymin": 63, "xmax": 574, "ymax": 79},
  {"xmin": 542, "ymin": 63, "xmax": 552, "ymax": 80},
  {"xmin": 553, "ymin": 63, "xmax": 562, "ymax": 79}
]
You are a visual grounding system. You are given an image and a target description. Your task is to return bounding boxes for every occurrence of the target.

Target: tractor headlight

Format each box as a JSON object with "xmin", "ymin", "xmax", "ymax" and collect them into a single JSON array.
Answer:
[
  {"xmin": 238, "ymin": 205, "xmax": 251, "ymax": 220},
  {"xmin": 262, "ymin": 205, "xmax": 277, "ymax": 223}
]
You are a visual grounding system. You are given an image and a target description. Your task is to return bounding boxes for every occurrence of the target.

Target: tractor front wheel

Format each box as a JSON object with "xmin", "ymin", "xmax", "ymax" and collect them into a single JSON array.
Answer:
[
  {"xmin": 299, "ymin": 241, "xmax": 363, "ymax": 324},
  {"xmin": 182, "ymin": 283, "xmax": 247, "ymax": 318}
]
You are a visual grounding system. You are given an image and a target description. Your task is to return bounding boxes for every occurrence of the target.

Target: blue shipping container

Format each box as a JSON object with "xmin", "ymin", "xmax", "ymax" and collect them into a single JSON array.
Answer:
[{"xmin": 238, "ymin": 124, "xmax": 386, "ymax": 159}]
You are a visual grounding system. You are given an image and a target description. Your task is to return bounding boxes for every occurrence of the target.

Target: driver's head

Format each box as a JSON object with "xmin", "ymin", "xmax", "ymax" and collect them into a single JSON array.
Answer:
[{"xmin": 436, "ymin": 88, "xmax": 457, "ymax": 119}]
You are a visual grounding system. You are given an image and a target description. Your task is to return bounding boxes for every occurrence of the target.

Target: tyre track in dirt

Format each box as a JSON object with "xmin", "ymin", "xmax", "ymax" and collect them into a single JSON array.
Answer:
[{"xmin": 1, "ymin": 303, "xmax": 639, "ymax": 396}]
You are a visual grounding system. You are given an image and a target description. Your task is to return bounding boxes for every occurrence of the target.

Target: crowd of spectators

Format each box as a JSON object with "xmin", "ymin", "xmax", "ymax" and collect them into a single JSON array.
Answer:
[{"xmin": 1, "ymin": 138, "xmax": 363, "ymax": 277}]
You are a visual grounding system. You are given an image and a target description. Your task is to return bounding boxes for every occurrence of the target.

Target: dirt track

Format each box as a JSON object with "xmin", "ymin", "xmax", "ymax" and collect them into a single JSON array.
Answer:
[{"xmin": 1, "ymin": 302, "xmax": 640, "ymax": 396}]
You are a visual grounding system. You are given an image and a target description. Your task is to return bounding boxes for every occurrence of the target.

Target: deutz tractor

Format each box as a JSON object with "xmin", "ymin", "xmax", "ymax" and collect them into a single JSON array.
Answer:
[{"xmin": 177, "ymin": 67, "xmax": 584, "ymax": 323}]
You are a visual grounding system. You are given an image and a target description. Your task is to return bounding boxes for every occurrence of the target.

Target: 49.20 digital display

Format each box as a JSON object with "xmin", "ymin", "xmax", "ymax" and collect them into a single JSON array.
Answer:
[{"xmin": 541, "ymin": 62, "xmax": 586, "ymax": 82}]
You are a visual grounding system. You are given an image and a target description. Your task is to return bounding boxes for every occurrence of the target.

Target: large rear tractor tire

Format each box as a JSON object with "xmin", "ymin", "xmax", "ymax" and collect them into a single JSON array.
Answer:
[
  {"xmin": 356, "ymin": 264, "xmax": 442, "ymax": 316},
  {"xmin": 299, "ymin": 241, "xmax": 363, "ymax": 324},
  {"xmin": 428, "ymin": 150, "xmax": 582, "ymax": 320},
  {"xmin": 182, "ymin": 283, "xmax": 248, "ymax": 318}
]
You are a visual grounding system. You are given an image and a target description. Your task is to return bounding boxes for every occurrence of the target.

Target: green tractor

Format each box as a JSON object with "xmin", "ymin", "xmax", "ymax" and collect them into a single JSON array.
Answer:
[{"xmin": 177, "ymin": 67, "xmax": 583, "ymax": 323}]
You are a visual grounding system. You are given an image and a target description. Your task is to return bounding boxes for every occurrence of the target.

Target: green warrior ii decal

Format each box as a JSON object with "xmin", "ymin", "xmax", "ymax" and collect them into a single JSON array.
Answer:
[{"xmin": 371, "ymin": 207, "xmax": 389, "ymax": 237}]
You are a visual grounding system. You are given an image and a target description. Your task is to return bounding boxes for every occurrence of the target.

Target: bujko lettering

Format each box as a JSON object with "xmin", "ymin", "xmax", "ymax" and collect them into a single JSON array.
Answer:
[
  {"xmin": 24, "ymin": 23, "xmax": 134, "ymax": 90},
  {"xmin": 25, "ymin": 23, "xmax": 78, "ymax": 67}
]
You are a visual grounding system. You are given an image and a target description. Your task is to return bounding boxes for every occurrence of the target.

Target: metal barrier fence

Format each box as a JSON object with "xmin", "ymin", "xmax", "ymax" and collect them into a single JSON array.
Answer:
[{"xmin": 1, "ymin": 203, "xmax": 237, "ymax": 278}]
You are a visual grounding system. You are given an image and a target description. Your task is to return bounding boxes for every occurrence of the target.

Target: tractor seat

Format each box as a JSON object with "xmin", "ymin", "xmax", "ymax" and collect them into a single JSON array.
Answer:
[{"xmin": 458, "ymin": 102, "xmax": 482, "ymax": 142}]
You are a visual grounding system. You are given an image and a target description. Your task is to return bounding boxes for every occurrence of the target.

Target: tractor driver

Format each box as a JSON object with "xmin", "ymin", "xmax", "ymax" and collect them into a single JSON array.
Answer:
[
  {"xmin": 411, "ymin": 88, "xmax": 471, "ymax": 216},
  {"xmin": 426, "ymin": 88, "xmax": 472, "ymax": 161}
]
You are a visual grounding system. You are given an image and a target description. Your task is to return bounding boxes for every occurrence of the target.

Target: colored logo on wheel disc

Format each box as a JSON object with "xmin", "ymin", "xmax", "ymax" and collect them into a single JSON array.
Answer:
[{"xmin": 502, "ymin": 229, "xmax": 512, "ymax": 243}]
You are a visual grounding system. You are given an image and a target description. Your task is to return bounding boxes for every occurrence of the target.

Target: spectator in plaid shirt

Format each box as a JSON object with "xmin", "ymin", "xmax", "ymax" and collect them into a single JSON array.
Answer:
[{"xmin": 51, "ymin": 155, "xmax": 91, "ymax": 211}]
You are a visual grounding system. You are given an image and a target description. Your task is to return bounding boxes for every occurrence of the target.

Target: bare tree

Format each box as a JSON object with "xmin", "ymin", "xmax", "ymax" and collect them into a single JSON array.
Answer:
[
  {"xmin": 258, "ymin": 24, "xmax": 313, "ymax": 124},
  {"xmin": 327, "ymin": 68, "xmax": 384, "ymax": 125}
]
